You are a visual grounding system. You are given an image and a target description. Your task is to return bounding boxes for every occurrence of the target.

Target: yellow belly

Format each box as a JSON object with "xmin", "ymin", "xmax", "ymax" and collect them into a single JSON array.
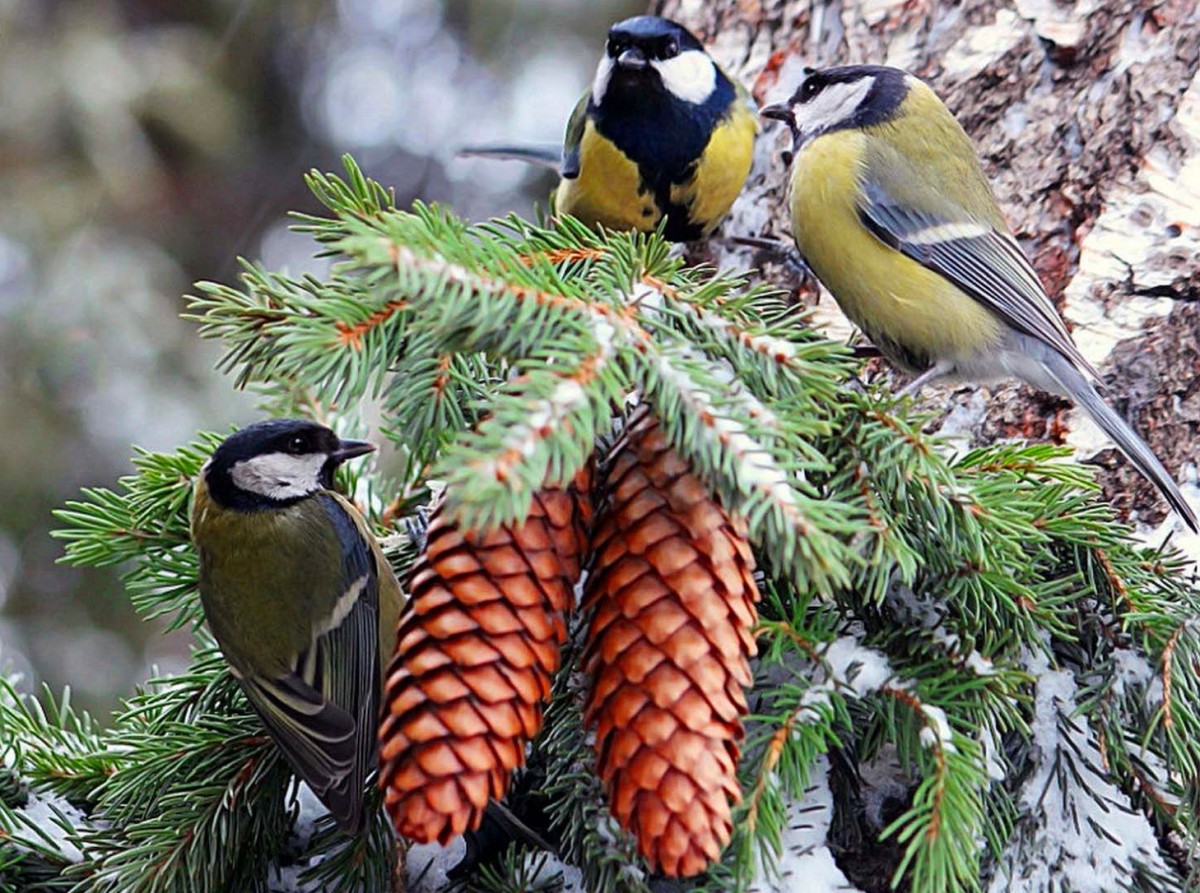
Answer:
[
  {"xmin": 556, "ymin": 122, "xmax": 661, "ymax": 232},
  {"xmin": 556, "ymin": 105, "xmax": 756, "ymax": 237},
  {"xmin": 671, "ymin": 103, "xmax": 757, "ymax": 236},
  {"xmin": 790, "ymin": 130, "xmax": 1002, "ymax": 369}
]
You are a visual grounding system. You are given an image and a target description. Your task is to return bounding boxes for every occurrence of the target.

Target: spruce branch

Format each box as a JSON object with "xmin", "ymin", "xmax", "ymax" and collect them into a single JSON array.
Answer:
[{"xmin": 17, "ymin": 157, "xmax": 1200, "ymax": 892}]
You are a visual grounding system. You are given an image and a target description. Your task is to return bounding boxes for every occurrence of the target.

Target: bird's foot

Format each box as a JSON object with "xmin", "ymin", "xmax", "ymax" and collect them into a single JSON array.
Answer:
[{"xmin": 731, "ymin": 235, "xmax": 813, "ymax": 281}]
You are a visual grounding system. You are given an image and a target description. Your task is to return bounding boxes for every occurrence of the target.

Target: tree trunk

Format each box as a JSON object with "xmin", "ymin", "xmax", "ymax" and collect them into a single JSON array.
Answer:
[{"xmin": 655, "ymin": 0, "xmax": 1200, "ymax": 545}]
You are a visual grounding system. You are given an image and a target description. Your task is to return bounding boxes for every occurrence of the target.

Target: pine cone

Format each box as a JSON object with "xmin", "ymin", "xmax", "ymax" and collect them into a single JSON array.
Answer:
[
  {"xmin": 379, "ymin": 476, "xmax": 591, "ymax": 844},
  {"xmin": 584, "ymin": 414, "xmax": 759, "ymax": 877}
]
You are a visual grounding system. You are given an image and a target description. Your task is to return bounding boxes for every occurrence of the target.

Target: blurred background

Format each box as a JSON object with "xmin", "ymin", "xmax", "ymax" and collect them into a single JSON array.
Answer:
[{"xmin": 0, "ymin": 0, "xmax": 641, "ymax": 716}]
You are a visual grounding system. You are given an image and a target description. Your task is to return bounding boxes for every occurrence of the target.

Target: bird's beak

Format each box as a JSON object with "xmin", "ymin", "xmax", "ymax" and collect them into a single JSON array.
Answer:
[
  {"xmin": 760, "ymin": 103, "xmax": 793, "ymax": 124},
  {"xmin": 761, "ymin": 102, "xmax": 802, "ymax": 156},
  {"xmin": 617, "ymin": 47, "xmax": 648, "ymax": 71},
  {"xmin": 332, "ymin": 438, "xmax": 376, "ymax": 464}
]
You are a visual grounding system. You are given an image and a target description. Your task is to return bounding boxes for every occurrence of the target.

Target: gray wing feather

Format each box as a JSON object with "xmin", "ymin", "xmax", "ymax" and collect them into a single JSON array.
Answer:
[
  {"xmin": 241, "ymin": 672, "xmax": 357, "ymax": 791},
  {"xmin": 858, "ymin": 177, "xmax": 1102, "ymax": 383}
]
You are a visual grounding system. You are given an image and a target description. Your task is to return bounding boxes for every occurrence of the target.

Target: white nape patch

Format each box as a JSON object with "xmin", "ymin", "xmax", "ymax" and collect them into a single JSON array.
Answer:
[
  {"xmin": 315, "ymin": 575, "xmax": 368, "ymax": 637},
  {"xmin": 591, "ymin": 54, "xmax": 614, "ymax": 105},
  {"xmin": 652, "ymin": 49, "xmax": 717, "ymax": 104},
  {"xmin": 794, "ymin": 76, "xmax": 875, "ymax": 142},
  {"xmin": 230, "ymin": 451, "xmax": 326, "ymax": 500}
]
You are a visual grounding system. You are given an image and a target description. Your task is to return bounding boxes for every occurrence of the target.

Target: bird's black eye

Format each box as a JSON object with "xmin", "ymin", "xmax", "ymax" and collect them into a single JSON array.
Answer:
[
  {"xmin": 662, "ymin": 37, "xmax": 679, "ymax": 58},
  {"xmin": 285, "ymin": 434, "xmax": 308, "ymax": 454},
  {"xmin": 608, "ymin": 37, "xmax": 625, "ymax": 57},
  {"xmin": 798, "ymin": 76, "xmax": 824, "ymax": 103}
]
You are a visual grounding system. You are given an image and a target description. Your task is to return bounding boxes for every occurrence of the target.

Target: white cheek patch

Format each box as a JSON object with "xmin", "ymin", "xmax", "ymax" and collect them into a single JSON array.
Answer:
[
  {"xmin": 592, "ymin": 54, "xmax": 614, "ymax": 105},
  {"xmin": 796, "ymin": 77, "xmax": 876, "ymax": 141},
  {"xmin": 652, "ymin": 50, "xmax": 717, "ymax": 105},
  {"xmin": 231, "ymin": 452, "xmax": 326, "ymax": 500}
]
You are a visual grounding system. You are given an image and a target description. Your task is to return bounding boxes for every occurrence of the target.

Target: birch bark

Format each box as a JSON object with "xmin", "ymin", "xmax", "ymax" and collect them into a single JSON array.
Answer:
[{"xmin": 656, "ymin": 0, "xmax": 1200, "ymax": 544}]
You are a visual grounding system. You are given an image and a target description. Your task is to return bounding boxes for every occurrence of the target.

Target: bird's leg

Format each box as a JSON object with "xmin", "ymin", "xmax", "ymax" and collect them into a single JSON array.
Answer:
[
  {"xmin": 849, "ymin": 344, "xmax": 882, "ymax": 360},
  {"xmin": 898, "ymin": 360, "xmax": 954, "ymax": 399},
  {"xmin": 731, "ymin": 235, "xmax": 812, "ymax": 280},
  {"xmin": 402, "ymin": 506, "xmax": 431, "ymax": 551}
]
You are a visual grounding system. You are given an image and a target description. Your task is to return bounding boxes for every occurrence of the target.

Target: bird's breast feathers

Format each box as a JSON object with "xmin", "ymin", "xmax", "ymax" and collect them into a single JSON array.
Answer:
[
  {"xmin": 671, "ymin": 99, "xmax": 756, "ymax": 236},
  {"xmin": 557, "ymin": 96, "xmax": 754, "ymax": 239},
  {"xmin": 790, "ymin": 128, "xmax": 1002, "ymax": 367},
  {"xmin": 556, "ymin": 120, "xmax": 659, "ymax": 232},
  {"xmin": 192, "ymin": 488, "xmax": 363, "ymax": 674}
]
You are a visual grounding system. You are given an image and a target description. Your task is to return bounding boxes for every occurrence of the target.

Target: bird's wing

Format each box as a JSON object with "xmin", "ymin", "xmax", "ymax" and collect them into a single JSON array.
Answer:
[
  {"xmin": 335, "ymin": 491, "xmax": 406, "ymax": 670},
  {"xmin": 240, "ymin": 493, "xmax": 380, "ymax": 832},
  {"xmin": 561, "ymin": 92, "xmax": 589, "ymax": 179},
  {"xmin": 856, "ymin": 159, "xmax": 1101, "ymax": 383}
]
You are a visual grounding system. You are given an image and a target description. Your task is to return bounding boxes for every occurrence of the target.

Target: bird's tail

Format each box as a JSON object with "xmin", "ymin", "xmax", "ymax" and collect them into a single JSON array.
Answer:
[
  {"xmin": 457, "ymin": 144, "xmax": 562, "ymax": 170},
  {"xmin": 1048, "ymin": 354, "xmax": 1198, "ymax": 532}
]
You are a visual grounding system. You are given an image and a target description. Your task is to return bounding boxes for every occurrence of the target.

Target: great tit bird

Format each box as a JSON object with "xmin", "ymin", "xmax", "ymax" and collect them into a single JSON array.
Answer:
[
  {"xmin": 462, "ymin": 15, "xmax": 757, "ymax": 242},
  {"xmin": 191, "ymin": 419, "xmax": 404, "ymax": 831},
  {"xmin": 762, "ymin": 65, "xmax": 1198, "ymax": 531}
]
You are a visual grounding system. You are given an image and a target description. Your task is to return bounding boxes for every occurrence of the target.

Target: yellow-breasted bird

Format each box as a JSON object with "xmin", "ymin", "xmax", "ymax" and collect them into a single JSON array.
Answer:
[
  {"xmin": 462, "ymin": 15, "xmax": 757, "ymax": 242},
  {"xmin": 762, "ymin": 65, "xmax": 1197, "ymax": 531},
  {"xmin": 191, "ymin": 419, "xmax": 404, "ymax": 831}
]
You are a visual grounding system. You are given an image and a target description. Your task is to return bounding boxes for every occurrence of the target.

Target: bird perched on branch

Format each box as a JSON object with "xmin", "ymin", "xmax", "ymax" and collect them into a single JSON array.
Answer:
[
  {"xmin": 190, "ymin": 419, "xmax": 404, "ymax": 831},
  {"xmin": 462, "ymin": 15, "xmax": 757, "ymax": 242},
  {"xmin": 762, "ymin": 65, "xmax": 1197, "ymax": 531}
]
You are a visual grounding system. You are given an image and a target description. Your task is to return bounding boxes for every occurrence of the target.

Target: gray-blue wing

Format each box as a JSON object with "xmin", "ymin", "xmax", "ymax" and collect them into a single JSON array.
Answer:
[{"xmin": 857, "ymin": 177, "xmax": 1101, "ymax": 382}]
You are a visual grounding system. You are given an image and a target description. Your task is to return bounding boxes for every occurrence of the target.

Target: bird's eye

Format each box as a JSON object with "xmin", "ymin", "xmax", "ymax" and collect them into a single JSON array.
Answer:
[
  {"xmin": 799, "ymin": 77, "xmax": 824, "ymax": 102},
  {"xmin": 608, "ymin": 38, "xmax": 624, "ymax": 56},
  {"xmin": 662, "ymin": 38, "xmax": 679, "ymax": 58},
  {"xmin": 286, "ymin": 434, "xmax": 307, "ymax": 454}
]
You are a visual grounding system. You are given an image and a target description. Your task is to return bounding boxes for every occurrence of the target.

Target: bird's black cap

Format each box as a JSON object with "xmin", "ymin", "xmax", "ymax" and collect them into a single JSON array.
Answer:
[
  {"xmin": 606, "ymin": 15, "xmax": 703, "ymax": 56},
  {"xmin": 205, "ymin": 419, "xmax": 374, "ymax": 510}
]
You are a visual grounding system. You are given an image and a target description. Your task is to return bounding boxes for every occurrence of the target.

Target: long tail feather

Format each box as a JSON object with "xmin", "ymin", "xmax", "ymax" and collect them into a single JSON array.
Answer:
[
  {"xmin": 1049, "ymin": 355, "xmax": 1198, "ymax": 532},
  {"xmin": 457, "ymin": 144, "xmax": 562, "ymax": 171}
]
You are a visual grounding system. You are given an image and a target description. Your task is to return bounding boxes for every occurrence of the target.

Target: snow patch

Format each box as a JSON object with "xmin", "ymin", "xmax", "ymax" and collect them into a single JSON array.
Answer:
[
  {"xmin": 406, "ymin": 837, "xmax": 466, "ymax": 892},
  {"xmin": 918, "ymin": 704, "xmax": 956, "ymax": 753},
  {"xmin": 14, "ymin": 791, "xmax": 86, "ymax": 863},
  {"xmin": 747, "ymin": 755, "xmax": 864, "ymax": 893},
  {"xmin": 987, "ymin": 657, "xmax": 1171, "ymax": 892},
  {"xmin": 1108, "ymin": 647, "xmax": 1155, "ymax": 700},
  {"xmin": 798, "ymin": 635, "xmax": 894, "ymax": 723},
  {"xmin": 979, "ymin": 719, "xmax": 1007, "ymax": 783},
  {"xmin": 520, "ymin": 849, "xmax": 585, "ymax": 892}
]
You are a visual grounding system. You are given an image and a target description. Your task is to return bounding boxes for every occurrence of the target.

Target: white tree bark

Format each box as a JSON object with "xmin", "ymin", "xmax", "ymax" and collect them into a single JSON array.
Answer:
[{"xmin": 655, "ymin": 0, "xmax": 1200, "ymax": 550}]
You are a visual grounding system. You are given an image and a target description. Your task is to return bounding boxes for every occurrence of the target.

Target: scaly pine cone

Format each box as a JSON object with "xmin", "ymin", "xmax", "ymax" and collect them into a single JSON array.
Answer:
[
  {"xmin": 378, "ymin": 476, "xmax": 591, "ymax": 844},
  {"xmin": 584, "ymin": 414, "xmax": 759, "ymax": 877}
]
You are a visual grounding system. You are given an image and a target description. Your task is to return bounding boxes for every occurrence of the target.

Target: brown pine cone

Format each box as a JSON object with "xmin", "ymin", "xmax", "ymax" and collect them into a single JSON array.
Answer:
[
  {"xmin": 584, "ymin": 414, "xmax": 759, "ymax": 878},
  {"xmin": 378, "ymin": 475, "xmax": 591, "ymax": 844}
]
